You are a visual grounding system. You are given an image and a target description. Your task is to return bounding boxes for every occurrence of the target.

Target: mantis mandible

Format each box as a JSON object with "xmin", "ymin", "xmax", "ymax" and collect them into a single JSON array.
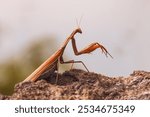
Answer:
[{"xmin": 24, "ymin": 27, "xmax": 113, "ymax": 82}]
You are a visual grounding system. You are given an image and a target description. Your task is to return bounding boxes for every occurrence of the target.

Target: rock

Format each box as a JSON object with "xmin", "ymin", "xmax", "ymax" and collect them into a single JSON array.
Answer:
[{"xmin": 1, "ymin": 69, "xmax": 150, "ymax": 100}]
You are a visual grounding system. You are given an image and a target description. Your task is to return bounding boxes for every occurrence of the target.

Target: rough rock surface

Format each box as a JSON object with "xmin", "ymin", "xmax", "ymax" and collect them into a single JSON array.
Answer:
[{"xmin": 1, "ymin": 69, "xmax": 150, "ymax": 100}]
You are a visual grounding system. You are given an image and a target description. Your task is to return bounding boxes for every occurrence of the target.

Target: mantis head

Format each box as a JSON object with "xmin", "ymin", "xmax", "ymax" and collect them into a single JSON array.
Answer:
[{"xmin": 76, "ymin": 27, "xmax": 82, "ymax": 34}]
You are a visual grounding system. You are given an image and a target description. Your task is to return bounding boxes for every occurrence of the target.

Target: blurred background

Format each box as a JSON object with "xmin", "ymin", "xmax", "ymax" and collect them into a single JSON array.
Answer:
[{"xmin": 0, "ymin": 0, "xmax": 150, "ymax": 95}]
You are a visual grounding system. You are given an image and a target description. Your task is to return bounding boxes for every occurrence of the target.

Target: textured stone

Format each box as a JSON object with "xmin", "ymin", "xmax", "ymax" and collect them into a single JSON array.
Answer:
[{"xmin": 1, "ymin": 69, "xmax": 150, "ymax": 100}]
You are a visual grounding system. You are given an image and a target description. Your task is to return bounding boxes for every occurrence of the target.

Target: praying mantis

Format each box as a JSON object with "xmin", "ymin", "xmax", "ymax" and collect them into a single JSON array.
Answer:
[{"xmin": 24, "ymin": 26, "xmax": 113, "ymax": 82}]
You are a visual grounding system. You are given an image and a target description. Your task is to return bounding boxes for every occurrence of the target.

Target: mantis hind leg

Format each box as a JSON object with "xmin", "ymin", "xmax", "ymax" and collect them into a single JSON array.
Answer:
[
  {"xmin": 55, "ymin": 61, "xmax": 59, "ymax": 84},
  {"xmin": 59, "ymin": 55, "xmax": 89, "ymax": 72}
]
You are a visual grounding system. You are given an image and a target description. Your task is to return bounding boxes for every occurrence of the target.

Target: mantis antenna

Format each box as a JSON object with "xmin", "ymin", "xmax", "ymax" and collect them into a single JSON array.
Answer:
[
  {"xmin": 79, "ymin": 15, "xmax": 83, "ymax": 26},
  {"xmin": 75, "ymin": 15, "xmax": 84, "ymax": 28}
]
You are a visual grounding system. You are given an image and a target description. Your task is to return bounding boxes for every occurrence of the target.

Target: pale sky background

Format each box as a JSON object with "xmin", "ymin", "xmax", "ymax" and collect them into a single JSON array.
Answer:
[{"xmin": 0, "ymin": 0, "xmax": 150, "ymax": 77}]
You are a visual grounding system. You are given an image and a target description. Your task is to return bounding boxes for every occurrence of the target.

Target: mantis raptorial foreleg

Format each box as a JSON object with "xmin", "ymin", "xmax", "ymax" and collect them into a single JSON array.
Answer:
[{"xmin": 71, "ymin": 38, "xmax": 113, "ymax": 58}]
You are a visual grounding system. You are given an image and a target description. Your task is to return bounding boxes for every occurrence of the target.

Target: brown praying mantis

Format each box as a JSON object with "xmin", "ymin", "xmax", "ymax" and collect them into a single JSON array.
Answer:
[{"xmin": 24, "ymin": 26, "xmax": 113, "ymax": 82}]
